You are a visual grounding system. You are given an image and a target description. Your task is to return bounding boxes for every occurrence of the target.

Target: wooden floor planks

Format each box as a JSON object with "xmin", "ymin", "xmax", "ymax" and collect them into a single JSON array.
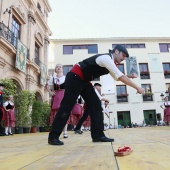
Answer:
[{"xmin": 0, "ymin": 126, "xmax": 169, "ymax": 170}]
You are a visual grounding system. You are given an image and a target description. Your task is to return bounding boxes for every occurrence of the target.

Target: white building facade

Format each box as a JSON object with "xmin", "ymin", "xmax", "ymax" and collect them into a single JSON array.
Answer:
[{"xmin": 49, "ymin": 37, "xmax": 170, "ymax": 127}]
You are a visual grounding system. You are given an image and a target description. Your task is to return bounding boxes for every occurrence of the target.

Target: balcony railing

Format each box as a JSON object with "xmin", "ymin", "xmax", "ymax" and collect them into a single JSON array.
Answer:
[
  {"xmin": 142, "ymin": 93, "xmax": 154, "ymax": 101},
  {"xmin": 0, "ymin": 21, "xmax": 18, "ymax": 48},
  {"xmin": 140, "ymin": 71, "xmax": 150, "ymax": 79},
  {"xmin": 116, "ymin": 94, "xmax": 128, "ymax": 102},
  {"xmin": 0, "ymin": 21, "xmax": 30, "ymax": 60},
  {"xmin": 164, "ymin": 70, "xmax": 170, "ymax": 78},
  {"xmin": 34, "ymin": 57, "xmax": 46, "ymax": 68}
]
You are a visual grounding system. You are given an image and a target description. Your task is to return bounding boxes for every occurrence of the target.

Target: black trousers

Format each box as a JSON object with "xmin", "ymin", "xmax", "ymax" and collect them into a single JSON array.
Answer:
[
  {"xmin": 74, "ymin": 108, "xmax": 89, "ymax": 130},
  {"xmin": 49, "ymin": 72, "xmax": 104, "ymax": 140}
]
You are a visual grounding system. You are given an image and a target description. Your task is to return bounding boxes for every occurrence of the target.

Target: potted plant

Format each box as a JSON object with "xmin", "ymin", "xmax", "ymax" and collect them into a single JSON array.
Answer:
[
  {"xmin": 31, "ymin": 100, "xmax": 43, "ymax": 133},
  {"xmin": 39, "ymin": 101, "xmax": 50, "ymax": 132},
  {"xmin": 15, "ymin": 90, "xmax": 35, "ymax": 134},
  {"xmin": 164, "ymin": 70, "xmax": 170, "ymax": 75},
  {"xmin": 142, "ymin": 92, "xmax": 154, "ymax": 97},
  {"xmin": 117, "ymin": 93, "xmax": 129, "ymax": 97},
  {"xmin": 140, "ymin": 71, "xmax": 150, "ymax": 75}
]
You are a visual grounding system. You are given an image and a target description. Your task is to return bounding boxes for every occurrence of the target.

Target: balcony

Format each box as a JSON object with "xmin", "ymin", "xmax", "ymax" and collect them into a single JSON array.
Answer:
[
  {"xmin": 164, "ymin": 70, "xmax": 170, "ymax": 79},
  {"xmin": 0, "ymin": 22, "xmax": 29, "ymax": 59},
  {"xmin": 0, "ymin": 21, "xmax": 18, "ymax": 48},
  {"xmin": 116, "ymin": 94, "xmax": 128, "ymax": 103},
  {"xmin": 140, "ymin": 71, "xmax": 150, "ymax": 79},
  {"xmin": 142, "ymin": 93, "xmax": 153, "ymax": 101}
]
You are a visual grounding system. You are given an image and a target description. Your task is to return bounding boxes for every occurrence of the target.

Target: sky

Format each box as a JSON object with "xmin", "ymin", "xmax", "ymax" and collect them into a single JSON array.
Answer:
[{"xmin": 48, "ymin": 0, "xmax": 170, "ymax": 39}]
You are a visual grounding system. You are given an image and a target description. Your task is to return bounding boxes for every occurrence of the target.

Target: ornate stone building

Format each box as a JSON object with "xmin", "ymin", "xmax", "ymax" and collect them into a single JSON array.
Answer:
[{"xmin": 0, "ymin": 0, "xmax": 52, "ymax": 101}]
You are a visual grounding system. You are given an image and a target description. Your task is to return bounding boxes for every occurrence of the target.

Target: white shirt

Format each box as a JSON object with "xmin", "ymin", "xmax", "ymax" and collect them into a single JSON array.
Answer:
[
  {"xmin": 102, "ymin": 104, "xmax": 110, "ymax": 114},
  {"xmin": 94, "ymin": 88, "xmax": 103, "ymax": 100},
  {"xmin": 47, "ymin": 75, "xmax": 66, "ymax": 86},
  {"xmin": 96, "ymin": 54, "xmax": 123, "ymax": 80}
]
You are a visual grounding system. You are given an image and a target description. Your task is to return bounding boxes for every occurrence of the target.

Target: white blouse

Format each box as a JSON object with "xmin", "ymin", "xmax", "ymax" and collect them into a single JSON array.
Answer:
[
  {"xmin": 3, "ymin": 101, "xmax": 14, "ymax": 107},
  {"xmin": 160, "ymin": 101, "xmax": 170, "ymax": 107},
  {"xmin": 47, "ymin": 75, "xmax": 66, "ymax": 86}
]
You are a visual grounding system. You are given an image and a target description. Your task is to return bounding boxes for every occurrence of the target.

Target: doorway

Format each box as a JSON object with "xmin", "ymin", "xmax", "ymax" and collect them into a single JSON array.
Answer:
[
  {"xmin": 117, "ymin": 111, "xmax": 131, "ymax": 127},
  {"xmin": 143, "ymin": 110, "xmax": 157, "ymax": 125}
]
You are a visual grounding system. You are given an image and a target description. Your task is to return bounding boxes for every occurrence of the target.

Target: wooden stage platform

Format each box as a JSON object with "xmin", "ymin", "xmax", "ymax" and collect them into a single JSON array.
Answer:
[{"xmin": 0, "ymin": 126, "xmax": 170, "ymax": 170}]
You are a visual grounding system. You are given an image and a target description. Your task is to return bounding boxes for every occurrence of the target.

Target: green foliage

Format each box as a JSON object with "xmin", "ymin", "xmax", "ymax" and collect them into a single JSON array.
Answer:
[
  {"xmin": 41, "ymin": 101, "xmax": 50, "ymax": 127},
  {"xmin": 31, "ymin": 100, "xmax": 43, "ymax": 127},
  {"xmin": 0, "ymin": 79, "xmax": 17, "ymax": 100},
  {"xmin": 14, "ymin": 90, "xmax": 35, "ymax": 127}
]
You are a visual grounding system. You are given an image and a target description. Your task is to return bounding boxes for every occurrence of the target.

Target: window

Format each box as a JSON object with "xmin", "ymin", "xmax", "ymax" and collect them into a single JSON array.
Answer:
[
  {"xmin": 142, "ymin": 84, "xmax": 153, "ymax": 101},
  {"xmin": 11, "ymin": 17, "xmax": 20, "ymax": 47},
  {"xmin": 116, "ymin": 85, "xmax": 128, "ymax": 102},
  {"xmin": 139, "ymin": 63, "xmax": 150, "ymax": 79},
  {"xmin": 163, "ymin": 63, "xmax": 170, "ymax": 78},
  {"xmin": 117, "ymin": 64, "xmax": 125, "ymax": 74},
  {"xmin": 159, "ymin": 43, "xmax": 170, "ymax": 52},
  {"xmin": 88, "ymin": 45, "xmax": 98, "ymax": 53},
  {"xmin": 35, "ymin": 43, "xmax": 40, "ymax": 66},
  {"xmin": 112, "ymin": 44, "xmax": 145, "ymax": 49},
  {"xmin": 63, "ymin": 44, "xmax": 98, "ymax": 54},
  {"xmin": 63, "ymin": 46, "xmax": 73, "ymax": 54},
  {"xmin": 63, "ymin": 65, "xmax": 73, "ymax": 75}
]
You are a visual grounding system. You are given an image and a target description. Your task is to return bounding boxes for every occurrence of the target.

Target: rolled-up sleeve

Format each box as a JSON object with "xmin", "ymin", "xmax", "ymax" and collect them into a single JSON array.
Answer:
[{"xmin": 96, "ymin": 54, "xmax": 123, "ymax": 80}]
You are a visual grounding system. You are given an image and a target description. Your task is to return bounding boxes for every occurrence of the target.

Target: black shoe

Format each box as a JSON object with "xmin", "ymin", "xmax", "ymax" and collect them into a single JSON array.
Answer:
[
  {"xmin": 74, "ymin": 129, "xmax": 83, "ymax": 134},
  {"xmin": 48, "ymin": 138, "xmax": 64, "ymax": 145},
  {"xmin": 92, "ymin": 136, "xmax": 114, "ymax": 142},
  {"xmin": 9, "ymin": 133, "xmax": 13, "ymax": 135}
]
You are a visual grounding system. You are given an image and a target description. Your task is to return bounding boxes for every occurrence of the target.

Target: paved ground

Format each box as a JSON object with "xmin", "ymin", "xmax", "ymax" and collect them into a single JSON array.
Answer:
[{"xmin": 0, "ymin": 126, "xmax": 169, "ymax": 170}]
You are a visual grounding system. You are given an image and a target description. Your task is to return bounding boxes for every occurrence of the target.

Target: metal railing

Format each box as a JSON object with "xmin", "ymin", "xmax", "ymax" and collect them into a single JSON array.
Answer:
[
  {"xmin": 0, "ymin": 21, "xmax": 18, "ymax": 48},
  {"xmin": 0, "ymin": 21, "xmax": 30, "ymax": 59},
  {"xmin": 34, "ymin": 57, "xmax": 46, "ymax": 68}
]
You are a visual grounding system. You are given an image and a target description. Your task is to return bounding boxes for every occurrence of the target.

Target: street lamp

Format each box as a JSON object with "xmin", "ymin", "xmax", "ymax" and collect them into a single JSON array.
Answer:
[{"xmin": 160, "ymin": 91, "xmax": 170, "ymax": 101}]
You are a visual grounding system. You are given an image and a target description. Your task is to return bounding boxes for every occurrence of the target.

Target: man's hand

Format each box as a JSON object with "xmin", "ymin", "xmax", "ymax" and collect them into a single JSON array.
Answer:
[{"xmin": 136, "ymin": 87, "xmax": 145, "ymax": 94}]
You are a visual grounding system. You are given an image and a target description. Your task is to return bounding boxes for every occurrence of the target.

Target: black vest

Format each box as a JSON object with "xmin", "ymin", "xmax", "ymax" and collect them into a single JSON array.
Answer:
[
  {"xmin": 78, "ymin": 53, "xmax": 112, "ymax": 81},
  {"xmin": 0, "ymin": 94, "xmax": 3, "ymax": 107}
]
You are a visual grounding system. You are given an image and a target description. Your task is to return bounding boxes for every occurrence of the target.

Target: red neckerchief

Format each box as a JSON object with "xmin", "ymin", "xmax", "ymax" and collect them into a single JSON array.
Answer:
[
  {"xmin": 0, "ymin": 91, "xmax": 2, "ymax": 95},
  {"xmin": 114, "ymin": 61, "xmax": 118, "ymax": 66}
]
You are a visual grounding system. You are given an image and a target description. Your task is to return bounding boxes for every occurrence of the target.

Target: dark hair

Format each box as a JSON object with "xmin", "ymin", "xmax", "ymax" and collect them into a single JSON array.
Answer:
[
  {"xmin": 109, "ymin": 45, "xmax": 129, "ymax": 57},
  {"xmin": 94, "ymin": 83, "xmax": 102, "ymax": 87}
]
